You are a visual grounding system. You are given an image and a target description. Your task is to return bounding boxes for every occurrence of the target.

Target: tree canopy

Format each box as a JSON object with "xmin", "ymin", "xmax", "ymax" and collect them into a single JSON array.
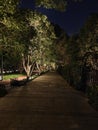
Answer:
[
  {"xmin": 0, "ymin": 0, "xmax": 85, "ymax": 77},
  {"xmin": 35, "ymin": 0, "xmax": 82, "ymax": 11}
]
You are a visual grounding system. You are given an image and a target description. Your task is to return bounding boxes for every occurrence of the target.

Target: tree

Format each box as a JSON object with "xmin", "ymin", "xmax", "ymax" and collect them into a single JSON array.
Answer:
[
  {"xmin": 35, "ymin": 0, "xmax": 82, "ymax": 11},
  {"xmin": 77, "ymin": 14, "xmax": 98, "ymax": 107},
  {"xmin": 0, "ymin": 1, "xmax": 27, "ymax": 74},
  {"xmin": 52, "ymin": 24, "xmax": 69, "ymax": 65},
  {"xmin": 79, "ymin": 13, "xmax": 98, "ymax": 58},
  {"xmin": 35, "ymin": 0, "xmax": 67, "ymax": 11},
  {"xmin": 0, "ymin": 0, "xmax": 20, "ymax": 30},
  {"xmin": 79, "ymin": 13, "xmax": 98, "ymax": 75},
  {"xmin": 0, "ymin": 0, "xmax": 82, "ymax": 79},
  {"xmin": 0, "ymin": 0, "xmax": 22, "ymax": 51},
  {"xmin": 21, "ymin": 10, "xmax": 56, "ymax": 79},
  {"xmin": 0, "ymin": 0, "xmax": 19, "ymax": 17}
]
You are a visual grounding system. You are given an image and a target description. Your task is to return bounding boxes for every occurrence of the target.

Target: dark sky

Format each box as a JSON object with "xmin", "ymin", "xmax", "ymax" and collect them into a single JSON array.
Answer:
[{"xmin": 20, "ymin": 0, "xmax": 98, "ymax": 35}]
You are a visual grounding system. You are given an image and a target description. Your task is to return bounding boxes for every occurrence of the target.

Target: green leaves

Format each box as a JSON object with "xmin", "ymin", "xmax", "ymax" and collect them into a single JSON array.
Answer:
[
  {"xmin": 35, "ymin": 0, "xmax": 82, "ymax": 11},
  {"xmin": 35, "ymin": 0, "xmax": 67, "ymax": 11},
  {"xmin": 0, "ymin": 0, "xmax": 19, "ymax": 18}
]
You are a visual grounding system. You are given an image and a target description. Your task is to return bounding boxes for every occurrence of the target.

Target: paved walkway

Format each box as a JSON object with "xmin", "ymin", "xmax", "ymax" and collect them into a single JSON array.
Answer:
[{"xmin": 0, "ymin": 72, "xmax": 98, "ymax": 130}]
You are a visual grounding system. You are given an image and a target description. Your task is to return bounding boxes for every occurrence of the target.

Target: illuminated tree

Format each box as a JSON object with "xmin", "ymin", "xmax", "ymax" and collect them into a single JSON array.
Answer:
[
  {"xmin": 35, "ymin": 0, "xmax": 67, "ymax": 11},
  {"xmin": 21, "ymin": 10, "xmax": 56, "ymax": 79},
  {"xmin": 35, "ymin": 0, "xmax": 82, "ymax": 11},
  {"xmin": 0, "ymin": 0, "xmax": 82, "ymax": 79}
]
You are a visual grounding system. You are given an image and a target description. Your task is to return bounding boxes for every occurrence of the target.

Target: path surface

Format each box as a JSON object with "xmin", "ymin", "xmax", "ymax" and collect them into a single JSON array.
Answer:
[{"xmin": 0, "ymin": 72, "xmax": 98, "ymax": 130}]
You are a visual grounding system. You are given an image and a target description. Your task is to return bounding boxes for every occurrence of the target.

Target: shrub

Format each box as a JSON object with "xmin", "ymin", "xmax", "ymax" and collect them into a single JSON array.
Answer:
[
  {"xmin": 0, "ymin": 88, "xmax": 8, "ymax": 97},
  {"xmin": 87, "ymin": 85, "xmax": 98, "ymax": 110}
]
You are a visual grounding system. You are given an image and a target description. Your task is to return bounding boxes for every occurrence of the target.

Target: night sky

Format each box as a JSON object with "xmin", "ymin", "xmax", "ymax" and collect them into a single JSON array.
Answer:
[{"xmin": 20, "ymin": 0, "xmax": 98, "ymax": 35}]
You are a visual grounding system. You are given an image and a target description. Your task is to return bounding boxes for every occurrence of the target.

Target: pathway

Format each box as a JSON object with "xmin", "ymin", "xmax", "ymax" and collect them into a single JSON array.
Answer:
[{"xmin": 0, "ymin": 72, "xmax": 98, "ymax": 130}]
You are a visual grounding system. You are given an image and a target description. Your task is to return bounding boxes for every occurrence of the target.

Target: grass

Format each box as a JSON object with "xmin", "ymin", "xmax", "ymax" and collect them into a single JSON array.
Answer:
[{"xmin": 3, "ymin": 74, "xmax": 25, "ymax": 80}]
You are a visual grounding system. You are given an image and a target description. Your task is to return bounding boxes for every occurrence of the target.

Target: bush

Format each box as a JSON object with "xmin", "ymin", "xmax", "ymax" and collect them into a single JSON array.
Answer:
[
  {"xmin": 87, "ymin": 85, "xmax": 98, "ymax": 110},
  {"xmin": 57, "ymin": 65, "xmax": 98, "ymax": 110},
  {"xmin": 0, "ymin": 88, "xmax": 8, "ymax": 97},
  {"xmin": 57, "ymin": 65, "xmax": 82, "ymax": 88}
]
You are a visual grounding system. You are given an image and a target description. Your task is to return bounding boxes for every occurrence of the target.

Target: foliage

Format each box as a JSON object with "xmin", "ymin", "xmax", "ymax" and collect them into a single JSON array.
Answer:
[
  {"xmin": 57, "ymin": 13, "xmax": 98, "ymax": 110},
  {"xmin": 79, "ymin": 13, "xmax": 98, "ymax": 58},
  {"xmin": 0, "ymin": 0, "xmax": 19, "ymax": 17},
  {"xmin": 0, "ymin": 0, "xmax": 56, "ymax": 78},
  {"xmin": 35, "ymin": 0, "xmax": 67, "ymax": 11},
  {"xmin": 21, "ymin": 10, "xmax": 56, "ymax": 78},
  {"xmin": 3, "ymin": 74, "xmax": 25, "ymax": 80},
  {"xmin": 0, "ymin": 88, "xmax": 8, "ymax": 97},
  {"xmin": 87, "ymin": 85, "xmax": 98, "ymax": 110},
  {"xmin": 35, "ymin": 0, "xmax": 82, "ymax": 11},
  {"xmin": 0, "ymin": 0, "xmax": 24, "ymax": 73},
  {"xmin": 53, "ymin": 24, "xmax": 69, "ymax": 65},
  {"xmin": 78, "ymin": 14, "xmax": 98, "ymax": 92}
]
